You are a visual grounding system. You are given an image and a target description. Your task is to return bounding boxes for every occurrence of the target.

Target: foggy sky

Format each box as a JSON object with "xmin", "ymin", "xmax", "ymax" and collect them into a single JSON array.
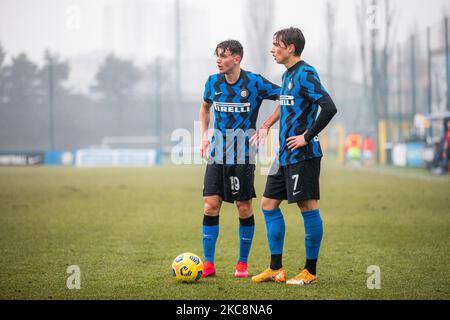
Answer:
[
  {"xmin": 1, "ymin": 0, "xmax": 449, "ymax": 63},
  {"xmin": 0, "ymin": 0, "xmax": 449, "ymax": 150},
  {"xmin": 1, "ymin": 0, "xmax": 449, "ymax": 94}
]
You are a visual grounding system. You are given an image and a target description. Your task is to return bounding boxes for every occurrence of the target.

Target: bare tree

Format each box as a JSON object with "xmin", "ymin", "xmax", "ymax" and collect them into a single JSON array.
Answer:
[
  {"xmin": 355, "ymin": 0, "xmax": 369, "ymax": 120},
  {"xmin": 245, "ymin": 0, "xmax": 274, "ymax": 75},
  {"xmin": 325, "ymin": 1, "xmax": 336, "ymax": 95},
  {"xmin": 360, "ymin": 0, "xmax": 398, "ymax": 161},
  {"xmin": 372, "ymin": 0, "xmax": 398, "ymax": 146},
  {"xmin": 379, "ymin": 0, "xmax": 397, "ymax": 122}
]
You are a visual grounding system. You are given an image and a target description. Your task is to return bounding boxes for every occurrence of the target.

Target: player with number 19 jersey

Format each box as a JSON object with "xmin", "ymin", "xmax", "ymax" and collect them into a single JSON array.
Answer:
[
  {"xmin": 203, "ymin": 70, "xmax": 280, "ymax": 165},
  {"xmin": 199, "ymin": 40, "xmax": 281, "ymax": 280}
]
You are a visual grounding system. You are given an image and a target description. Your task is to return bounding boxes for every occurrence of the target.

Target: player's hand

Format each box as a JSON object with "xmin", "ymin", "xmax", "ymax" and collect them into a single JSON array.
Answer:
[
  {"xmin": 200, "ymin": 139, "xmax": 211, "ymax": 159},
  {"xmin": 286, "ymin": 131, "xmax": 308, "ymax": 150},
  {"xmin": 250, "ymin": 125, "xmax": 270, "ymax": 147}
]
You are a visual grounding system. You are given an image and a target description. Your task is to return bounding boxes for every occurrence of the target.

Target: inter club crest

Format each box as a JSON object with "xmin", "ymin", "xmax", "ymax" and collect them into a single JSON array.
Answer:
[
  {"xmin": 240, "ymin": 88, "xmax": 249, "ymax": 98},
  {"xmin": 288, "ymin": 80, "xmax": 293, "ymax": 90}
]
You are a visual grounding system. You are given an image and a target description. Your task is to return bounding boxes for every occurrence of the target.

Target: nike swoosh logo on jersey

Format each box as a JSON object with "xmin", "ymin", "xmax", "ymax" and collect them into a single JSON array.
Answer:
[
  {"xmin": 293, "ymin": 191, "xmax": 301, "ymax": 196},
  {"xmin": 214, "ymin": 91, "xmax": 222, "ymax": 95},
  {"xmin": 232, "ymin": 191, "xmax": 239, "ymax": 195}
]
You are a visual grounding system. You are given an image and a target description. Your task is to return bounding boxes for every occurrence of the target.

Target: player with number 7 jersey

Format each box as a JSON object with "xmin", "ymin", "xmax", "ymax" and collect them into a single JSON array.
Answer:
[
  {"xmin": 252, "ymin": 27, "xmax": 337, "ymax": 285},
  {"xmin": 199, "ymin": 40, "xmax": 281, "ymax": 279}
]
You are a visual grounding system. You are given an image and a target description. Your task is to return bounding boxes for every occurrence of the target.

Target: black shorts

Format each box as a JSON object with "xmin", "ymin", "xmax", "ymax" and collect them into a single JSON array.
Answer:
[
  {"xmin": 203, "ymin": 164, "xmax": 256, "ymax": 203},
  {"xmin": 263, "ymin": 157, "xmax": 321, "ymax": 203}
]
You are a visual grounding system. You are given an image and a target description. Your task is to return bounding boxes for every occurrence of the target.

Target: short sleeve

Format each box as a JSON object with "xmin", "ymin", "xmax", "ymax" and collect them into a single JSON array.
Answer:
[
  {"xmin": 203, "ymin": 76, "xmax": 213, "ymax": 104},
  {"xmin": 257, "ymin": 75, "xmax": 281, "ymax": 101}
]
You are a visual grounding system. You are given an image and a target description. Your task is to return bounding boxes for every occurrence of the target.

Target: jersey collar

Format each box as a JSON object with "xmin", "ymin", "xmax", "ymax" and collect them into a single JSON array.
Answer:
[
  {"xmin": 222, "ymin": 69, "xmax": 245, "ymax": 86},
  {"xmin": 287, "ymin": 60, "xmax": 304, "ymax": 73}
]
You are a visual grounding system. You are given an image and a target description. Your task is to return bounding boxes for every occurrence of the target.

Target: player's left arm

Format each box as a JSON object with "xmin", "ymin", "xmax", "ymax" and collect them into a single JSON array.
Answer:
[{"xmin": 287, "ymin": 70, "xmax": 337, "ymax": 150}]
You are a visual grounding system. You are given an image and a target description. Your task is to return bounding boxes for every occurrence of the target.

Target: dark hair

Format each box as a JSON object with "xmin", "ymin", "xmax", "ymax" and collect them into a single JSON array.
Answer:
[
  {"xmin": 215, "ymin": 40, "xmax": 244, "ymax": 60},
  {"xmin": 273, "ymin": 27, "xmax": 305, "ymax": 56}
]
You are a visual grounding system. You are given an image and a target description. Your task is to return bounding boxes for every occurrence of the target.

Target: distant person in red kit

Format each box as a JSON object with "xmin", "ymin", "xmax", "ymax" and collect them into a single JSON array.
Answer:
[{"xmin": 362, "ymin": 135, "xmax": 375, "ymax": 167}]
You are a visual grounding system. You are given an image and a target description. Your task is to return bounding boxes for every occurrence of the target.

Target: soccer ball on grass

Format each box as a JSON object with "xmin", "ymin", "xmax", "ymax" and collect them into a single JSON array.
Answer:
[{"xmin": 171, "ymin": 252, "xmax": 203, "ymax": 283}]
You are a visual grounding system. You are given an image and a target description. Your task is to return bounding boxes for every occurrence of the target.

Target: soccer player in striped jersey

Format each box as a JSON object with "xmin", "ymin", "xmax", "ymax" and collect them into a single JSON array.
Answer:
[
  {"xmin": 252, "ymin": 27, "xmax": 337, "ymax": 285},
  {"xmin": 199, "ymin": 40, "xmax": 281, "ymax": 278}
]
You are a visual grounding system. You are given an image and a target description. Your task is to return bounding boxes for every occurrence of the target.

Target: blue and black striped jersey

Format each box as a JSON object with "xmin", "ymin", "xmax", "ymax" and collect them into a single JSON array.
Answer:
[
  {"xmin": 279, "ymin": 61, "xmax": 329, "ymax": 166},
  {"xmin": 203, "ymin": 69, "xmax": 280, "ymax": 164}
]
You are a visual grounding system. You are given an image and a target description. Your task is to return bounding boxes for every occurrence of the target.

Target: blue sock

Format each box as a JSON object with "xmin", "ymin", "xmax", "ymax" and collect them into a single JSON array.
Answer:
[
  {"xmin": 301, "ymin": 209, "xmax": 323, "ymax": 260},
  {"xmin": 238, "ymin": 215, "xmax": 255, "ymax": 263},
  {"xmin": 202, "ymin": 215, "xmax": 219, "ymax": 263},
  {"xmin": 262, "ymin": 208, "xmax": 285, "ymax": 255}
]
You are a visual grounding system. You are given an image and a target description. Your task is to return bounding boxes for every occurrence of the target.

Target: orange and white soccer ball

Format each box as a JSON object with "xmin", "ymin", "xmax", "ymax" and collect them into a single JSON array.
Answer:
[{"xmin": 171, "ymin": 252, "xmax": 204, "ymax": 283}]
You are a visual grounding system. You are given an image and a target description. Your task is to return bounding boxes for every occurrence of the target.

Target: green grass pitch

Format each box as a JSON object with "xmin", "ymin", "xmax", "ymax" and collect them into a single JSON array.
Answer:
[{"xmin": 0, "ymin": 161, "xmax": 449, "ymax": 299}]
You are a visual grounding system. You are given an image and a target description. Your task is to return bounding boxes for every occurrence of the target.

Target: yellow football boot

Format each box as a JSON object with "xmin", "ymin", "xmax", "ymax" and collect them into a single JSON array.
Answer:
[
  {"xmin": 286, "ymin": 269, "xmax": 318, "ymax": 285},
  {"xmin": 251, "ymin": 268, "xmax": 286, "ymax": 283}
]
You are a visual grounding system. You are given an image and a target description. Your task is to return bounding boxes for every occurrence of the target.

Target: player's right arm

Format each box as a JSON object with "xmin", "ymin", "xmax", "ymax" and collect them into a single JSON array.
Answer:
[
  {"xmin": 250, "ymin": 75, "xmax": 281, "ymax": 146},
  {"xmin": 250, "ymin": 105, "xmax": 280, "ymax": 146},
  {"xmin": 200, "ymin": 76, "xmax": 214, "ymax": 159},
  {"xmin": 199, "ymin": 101, "xmax": 212, "ymax": 159}
]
